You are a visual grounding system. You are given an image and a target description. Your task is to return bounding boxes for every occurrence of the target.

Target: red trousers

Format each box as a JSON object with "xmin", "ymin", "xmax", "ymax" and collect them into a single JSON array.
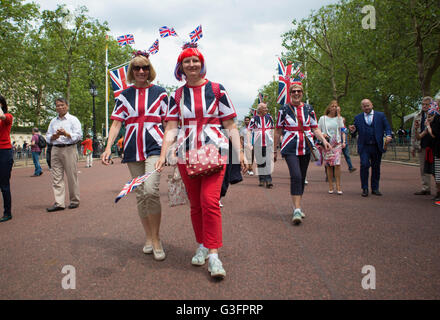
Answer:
[{"xmin": 178, "ymin": 164, "xmax": 225, "ymax": 249}]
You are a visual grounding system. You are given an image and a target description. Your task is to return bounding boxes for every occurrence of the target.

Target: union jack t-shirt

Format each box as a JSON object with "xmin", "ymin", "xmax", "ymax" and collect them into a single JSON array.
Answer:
[
  {"xmin": 248, "ymin": 114, "xmax": 274, "ymax": 147},
  {"xmin": 111, "ymin": 85, "xmax": 168, "ymax": 163},
  {"xmin": 276, "ymin": 103, "xmax": 318, "ymax": 156},
  {"xmin": 165, "ymin": 80, "xmax": 237, "ymax": 153}
]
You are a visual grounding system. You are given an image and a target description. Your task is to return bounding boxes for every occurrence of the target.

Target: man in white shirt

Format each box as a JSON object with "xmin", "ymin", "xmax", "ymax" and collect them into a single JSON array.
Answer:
[{"xmin": 46, "ymin": 98, "xmax": 83, "ymax": 212}]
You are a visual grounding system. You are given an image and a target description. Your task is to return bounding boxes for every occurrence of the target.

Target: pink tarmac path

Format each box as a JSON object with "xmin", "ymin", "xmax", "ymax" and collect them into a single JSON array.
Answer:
[{"xmin": 0, "ymin": 156, "xmax": 439, "ymax": 299}]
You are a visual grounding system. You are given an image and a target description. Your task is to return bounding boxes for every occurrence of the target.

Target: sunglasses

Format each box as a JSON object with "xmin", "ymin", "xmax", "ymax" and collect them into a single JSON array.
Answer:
[
  {"xmin": 290, "ymin": 90, "xmax": 302, "ymax": 94},
  {"xmin": 133, "ymin": 65, "xmax": 149, "ymax": 71}
]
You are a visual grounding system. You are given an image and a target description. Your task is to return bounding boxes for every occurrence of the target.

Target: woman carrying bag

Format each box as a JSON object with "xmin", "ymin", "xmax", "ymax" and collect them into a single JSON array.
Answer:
[
  {"xmin": 318, "ymin": 100, "xmax": 346, "ymax": 194},
  {"xmin": 156, "ymin": 42, "xmax": 244, "ymax": 280}
]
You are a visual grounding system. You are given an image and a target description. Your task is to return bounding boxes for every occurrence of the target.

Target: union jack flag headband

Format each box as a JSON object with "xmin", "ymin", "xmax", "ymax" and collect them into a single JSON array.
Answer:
[
  {"xmin": 132, "ymin": 50, "xmax": 150, "ymax": 59},
  {"xmin": 182, "ymin": 42, "xmax": 198, "ymax": 50},
  {"xmin": 175, "ymin": 42, "xmax": 206, "ymax": 81}
]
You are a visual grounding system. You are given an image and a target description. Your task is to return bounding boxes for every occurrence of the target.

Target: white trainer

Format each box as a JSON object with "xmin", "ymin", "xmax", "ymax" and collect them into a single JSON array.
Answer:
[
  {"xmin": 208, "ymin": 257, "xmax": 226, "ymax": 279},
  {"xmin": 292, "ymin": 210, "xmax": 303, "ymax": 225},
  {"xmin": 191, "ymin": 247, "xmax": 209, "ymax": 266}
]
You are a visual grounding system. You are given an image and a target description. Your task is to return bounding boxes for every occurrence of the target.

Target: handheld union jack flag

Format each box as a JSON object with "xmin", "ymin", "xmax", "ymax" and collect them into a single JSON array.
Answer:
[
  {"xmin": 148, "ymin": 39, "xmax": 159, "ymax": 55},
  {"xmin": 277, "ymin": 57, "xmax": 302, "ymax": 105},
  {"xmin": 109, "ymin": 65, "xmax": 131, "ymax": 99},
  {"xmin": 115, "ymin": 170, "xmax": 157, "ymax": 203},
  {"xmin": 159, "ymin": 26, "xmax": 177, "ymax": 38},
  {"xmin": 117, "ymin": 34, "xmax": 135, "ymax": 47},
  {"xmin": 189, "ymin": 25, "xmax": 203, "ymax": 43}
]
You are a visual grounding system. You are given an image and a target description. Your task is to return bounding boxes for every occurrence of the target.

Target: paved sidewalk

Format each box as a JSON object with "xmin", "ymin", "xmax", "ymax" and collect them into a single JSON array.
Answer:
[{"xmin": 0, "ymin": 157, "xmax": 439, "ymax": 299}]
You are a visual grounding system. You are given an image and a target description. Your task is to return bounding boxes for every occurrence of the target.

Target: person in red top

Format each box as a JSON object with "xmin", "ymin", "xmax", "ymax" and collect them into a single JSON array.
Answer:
[
  {"xmin": 0, "ymin": 95, "xmax": 14, "ymax": 222},
  {"xmin": 81, "ymin": 135, "xmax": 93, "ymax": 168}
]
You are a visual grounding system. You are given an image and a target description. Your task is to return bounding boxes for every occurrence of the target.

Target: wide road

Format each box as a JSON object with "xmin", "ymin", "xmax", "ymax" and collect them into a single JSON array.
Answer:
[{"xmin": 0, "ymin": 156, "xmax": 438, "ymax": 300}]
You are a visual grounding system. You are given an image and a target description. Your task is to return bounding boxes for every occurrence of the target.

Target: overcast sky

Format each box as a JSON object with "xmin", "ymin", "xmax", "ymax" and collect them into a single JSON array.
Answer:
[{"xmin": 32, "ymin": 0, "xmax": 338, "ymax": 119}]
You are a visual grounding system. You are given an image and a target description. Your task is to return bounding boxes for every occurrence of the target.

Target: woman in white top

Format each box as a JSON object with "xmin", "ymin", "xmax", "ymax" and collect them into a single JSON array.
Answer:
[{"xmin": 318, "ymin": 100, "xmax": 346, "ymax": 194}]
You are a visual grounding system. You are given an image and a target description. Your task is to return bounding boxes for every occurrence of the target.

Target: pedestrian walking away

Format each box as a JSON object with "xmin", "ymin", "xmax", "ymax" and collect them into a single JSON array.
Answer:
[
  {"xmin": 102, "ymin": 50, "xmax": 168, "ymax": 261},
  {"xmin": 81, "ymin": 135, "xmax": 94, "ymax": 168},
  {"xmin": 30, "ymin": 127, "xmax": 43, "ymax": 177},
  {"xmin": 156, "ymin": 42, "xmax": 245, "ymax": 280},
  {"xmin": 0, "ymin": 95, "xmax": 14, "ymax": 223},
  {"xmin": 349, "ymin": 99, "xmax": 392, "ymax": 197},
  {"xmin": 274, "ymin": 83, "xmax": 331, "ymax": 225},
  {"xmin": 46, "ymin": 98, "xmax": 83, "ymax": 212}
]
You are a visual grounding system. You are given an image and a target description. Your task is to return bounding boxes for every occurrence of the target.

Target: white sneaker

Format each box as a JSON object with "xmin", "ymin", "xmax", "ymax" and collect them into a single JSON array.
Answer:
[
  {"xmin": 305, "ymin": 179, "xmax": 308, "ymax": 185},
  {"xmin": 191, "ymin": 247, "xmax": 209, "ymax": 266},
  {"xmin": 208, "ymin": 257, "xmax": 226, "ymax": 279},
  {"xmin": 292, "ymin": 210, "xmax": 303, "ymax": 225},
  {"xmin": 249, "ymin": 171, "xmax": 254, "ymax": 176},
  {"xmin": 142, "ymin": 243, "xmax": 153, "ymax": 254},
  {"xmin": 219, "ymin": 200, "xmax": 224, "ymax": 208}
]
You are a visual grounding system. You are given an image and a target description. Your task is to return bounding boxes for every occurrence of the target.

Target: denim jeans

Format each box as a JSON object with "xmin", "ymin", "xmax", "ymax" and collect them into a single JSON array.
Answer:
[
  {"xmin": 342, "ymin": 145, "xmax": 353, "ymax": 170},
  {"xmin": 32, "ymin": 151, "xmax": 42, "ymax": 175}
]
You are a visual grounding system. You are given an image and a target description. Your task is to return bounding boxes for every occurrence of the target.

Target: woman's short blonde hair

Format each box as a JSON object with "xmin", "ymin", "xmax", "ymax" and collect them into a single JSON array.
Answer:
[
  {"xmin": 127, "ymin": 55, "xmax": 156, "ymax": 85},
  {"xmin": 325, "ymin": 100, "xmax": 339, "ymax": 115}
]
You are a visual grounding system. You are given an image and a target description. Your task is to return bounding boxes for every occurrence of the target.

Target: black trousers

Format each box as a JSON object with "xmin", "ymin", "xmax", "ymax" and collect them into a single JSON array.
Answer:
[
  {"xmin": 0, "ymin": 149, "xmax": 13, "ymax": 216},
  {"xmin": 285, "ymin": 153, "xmax": 311, "ymax": 196}
]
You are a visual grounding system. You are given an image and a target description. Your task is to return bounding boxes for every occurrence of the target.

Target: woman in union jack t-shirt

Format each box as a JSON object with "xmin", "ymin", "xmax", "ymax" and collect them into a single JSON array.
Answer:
[
  {"xmin": 274, "ymin": 83, "xmax": 331, "ymax": 226},
  {"xmin": 102, "ymin": 51, "xmax": 168, "ymax": 261},
  {"xmin": 156, "ymin": 43, "xmax": 245, "ymax": 280}
]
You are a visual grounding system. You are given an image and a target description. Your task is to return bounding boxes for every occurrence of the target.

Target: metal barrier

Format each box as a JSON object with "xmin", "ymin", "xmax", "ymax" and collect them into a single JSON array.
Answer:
[{"xmin": 347, "ymin": 139, "xmax": 417, "ymax": 164}]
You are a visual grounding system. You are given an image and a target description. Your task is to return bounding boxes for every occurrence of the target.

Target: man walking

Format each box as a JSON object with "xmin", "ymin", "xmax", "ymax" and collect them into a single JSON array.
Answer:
[
  {"xmin": 30, "ymin": 128, "xmax": 43, "ymax": 177},
  {"xmin": 349, "ymin": 99, "xmax": 392, "ymax": 197},
  {"xmin": 46, "ymin": 98, "xmax": 82, "ymax": 212},
  {"xmin": 411, "ymin": 96, "xmax": 433, "ymax": 195},
  {"xmin": 248, "ymin": 103, "xmax": 274, "ymax": 188}
]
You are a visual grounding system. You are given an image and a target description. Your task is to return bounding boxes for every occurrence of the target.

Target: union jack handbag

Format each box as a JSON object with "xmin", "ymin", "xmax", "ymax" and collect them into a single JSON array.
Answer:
[{"xmin": 175, "ymin": 83, "xmax": 227, "ymax": 178}]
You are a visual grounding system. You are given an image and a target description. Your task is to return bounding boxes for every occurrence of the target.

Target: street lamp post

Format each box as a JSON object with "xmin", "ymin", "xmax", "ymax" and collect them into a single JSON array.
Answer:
[{"xmin": 89, "ymin": 81, "xmax": 98, "ymax": 158}]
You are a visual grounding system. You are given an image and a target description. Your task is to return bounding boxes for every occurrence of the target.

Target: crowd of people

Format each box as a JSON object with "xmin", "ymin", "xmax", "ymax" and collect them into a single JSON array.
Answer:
[{"xmin": 1, "ymin": 44, "xmax": 439, "ymax": 282}]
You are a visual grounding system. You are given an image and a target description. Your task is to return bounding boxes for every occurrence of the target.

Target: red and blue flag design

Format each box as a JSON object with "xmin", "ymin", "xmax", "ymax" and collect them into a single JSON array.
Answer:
[
  {"xmin": 189, "ymin": 25, "xmax": 203, "ymax": 43},
  {"xmin": 277, "ymin": 57, "xmax": 302, "ymax": 105},
  {"xmin": 115, "ymin": 171, "xmax": 157, "ymax": 203},
  {"xmin": 159, "ymin": 26, "xmax": 177, "ymax": 38},
  {"xmin": 148, "ymin": 39, "xmax": 159, "ymax": 55},
  {"xmin": 109, "ymin": 65, "xmax": 131, "ymax": 99},
  {"xmin": 117, "ymin": 34, "xmax": 135, "ymax": 47}
]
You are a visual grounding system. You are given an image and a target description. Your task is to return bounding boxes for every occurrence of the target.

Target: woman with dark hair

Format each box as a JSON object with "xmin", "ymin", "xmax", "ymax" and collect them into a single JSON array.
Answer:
[
  {"xmin": 0, "ymin": 95, "xmax": 14, "ymax": 222},
  {"xmin": 156, "ymin": 43, "xmax": 244, "ymax": 279},
  {"xmin": 102, "ymin": 51, "xmax": 168, "ymax": 261}
]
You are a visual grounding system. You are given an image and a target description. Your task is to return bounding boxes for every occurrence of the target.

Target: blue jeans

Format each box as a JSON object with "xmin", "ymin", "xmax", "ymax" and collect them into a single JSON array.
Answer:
[
  {"xmin": 342, "ymin": 145, "xmax": 353, "ymax": 170},
  {"xmin": 32, "ymin": 151, "xmax": 42, "ymax": 175}
]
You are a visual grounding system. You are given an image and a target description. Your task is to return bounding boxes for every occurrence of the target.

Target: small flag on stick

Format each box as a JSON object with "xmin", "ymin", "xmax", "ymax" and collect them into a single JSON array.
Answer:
[{"xmin": 115, "ymin": 170, "xmax": 157, "ymax": 203}]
